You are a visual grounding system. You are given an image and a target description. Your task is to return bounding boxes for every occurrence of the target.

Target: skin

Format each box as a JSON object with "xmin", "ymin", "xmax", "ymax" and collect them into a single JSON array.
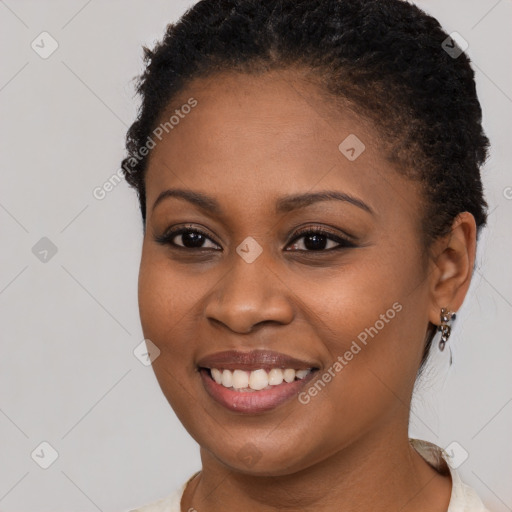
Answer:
[{"xmin": 138, "ymin": 69, "xmax": 476, "ymax": 512}]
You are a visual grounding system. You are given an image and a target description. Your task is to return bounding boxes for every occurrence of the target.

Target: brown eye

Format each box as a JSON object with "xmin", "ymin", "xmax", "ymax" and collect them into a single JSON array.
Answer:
[
  {"xmin": 286, "ymin": 228, "xmax": 356, "ymax": 252},
  {"xmin": 155, "ymin": 227, "xmax": 221, "ymax": 250}
]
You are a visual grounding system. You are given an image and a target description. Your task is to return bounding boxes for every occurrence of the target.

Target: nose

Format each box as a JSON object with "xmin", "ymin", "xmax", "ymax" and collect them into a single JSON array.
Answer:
[{"xmin": 204, "ymin": 253, "xmax": 295, "ymax": 334}]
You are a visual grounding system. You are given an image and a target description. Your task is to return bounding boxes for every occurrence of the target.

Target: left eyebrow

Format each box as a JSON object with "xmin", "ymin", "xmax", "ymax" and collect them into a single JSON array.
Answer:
[{"xmin": 275, "ymin": 191, "xmax": 374, "ymax": 215}]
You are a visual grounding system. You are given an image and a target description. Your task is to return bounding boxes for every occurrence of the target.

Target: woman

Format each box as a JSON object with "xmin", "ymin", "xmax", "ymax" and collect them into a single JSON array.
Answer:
[{"xmin": 122, "ymin": 0, "xmax": 491, "ymax": 510}]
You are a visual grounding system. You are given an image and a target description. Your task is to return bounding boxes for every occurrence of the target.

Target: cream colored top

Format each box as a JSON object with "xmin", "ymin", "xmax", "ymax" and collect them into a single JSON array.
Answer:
[{"xmin": 129, "ymin": 439, "xmax": 490, "ymax": 512}]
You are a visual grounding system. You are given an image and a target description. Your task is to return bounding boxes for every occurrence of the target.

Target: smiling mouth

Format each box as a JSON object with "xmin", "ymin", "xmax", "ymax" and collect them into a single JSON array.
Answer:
[
  {"xmin": 196, "ymin": 349, "xmax": 320, "ymax": 412},
  {"xmin": 203, "ymin": 367, "xmax": 317, "ymax": 392},
  {"xmin": 198, "ymin": 365, "xmax": 319, "ymax": 413}
]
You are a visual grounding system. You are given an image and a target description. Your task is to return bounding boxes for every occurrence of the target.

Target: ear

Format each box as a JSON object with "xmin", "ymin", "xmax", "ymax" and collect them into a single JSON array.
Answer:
[{"xmin": 427, "ymin": 212, "xmax": 477, "ymax": 325}]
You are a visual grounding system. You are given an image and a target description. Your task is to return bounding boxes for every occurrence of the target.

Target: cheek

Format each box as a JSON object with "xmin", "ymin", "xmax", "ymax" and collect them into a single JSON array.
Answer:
[
  {"xmin": 309, "ymin": 252, "xmax": 428, "ymax": 404},
  {"xmin": 136, "ymin": 247, "xmax": 207, "ymax": 424},
  {"xmin": 137, "ymin": 247, "xmax": 200, "ymax": 362}
]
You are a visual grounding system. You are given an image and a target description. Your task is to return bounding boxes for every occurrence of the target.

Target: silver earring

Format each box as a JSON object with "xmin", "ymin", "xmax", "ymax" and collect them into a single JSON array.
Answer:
[{"xmin": 438, "ymin": 308, "xmax": 456, "ymax": 351}]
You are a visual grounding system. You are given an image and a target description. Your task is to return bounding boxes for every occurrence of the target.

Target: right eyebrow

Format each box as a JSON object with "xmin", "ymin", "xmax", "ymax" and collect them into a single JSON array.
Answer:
[{"xmin": 151, "ymin": 188, "xmax": 222, "ymax": 215}]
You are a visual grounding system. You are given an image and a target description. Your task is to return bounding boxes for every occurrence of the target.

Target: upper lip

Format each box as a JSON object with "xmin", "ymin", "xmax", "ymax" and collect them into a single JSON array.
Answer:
[{"xmin": 197, "ymin": 349, "xmax": 319, "ymax": 371}]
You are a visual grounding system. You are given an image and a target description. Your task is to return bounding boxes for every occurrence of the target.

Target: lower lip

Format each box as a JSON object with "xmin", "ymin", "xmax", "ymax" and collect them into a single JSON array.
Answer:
[{"xmin": 199, "ymin": 368, "xmax": 317, "ymax": 413}]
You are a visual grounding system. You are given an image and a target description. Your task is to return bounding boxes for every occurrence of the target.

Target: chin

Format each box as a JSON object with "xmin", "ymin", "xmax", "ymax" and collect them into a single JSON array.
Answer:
[{"xmin": 199, "ymin": 435, "xmax": 321, "ymax": 477}]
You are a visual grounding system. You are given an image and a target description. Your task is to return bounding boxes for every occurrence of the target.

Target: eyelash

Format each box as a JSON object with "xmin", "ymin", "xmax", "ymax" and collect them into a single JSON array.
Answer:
[{"xmin": 154, "ymin": 225, "xmax": 356, "ymax": 252}]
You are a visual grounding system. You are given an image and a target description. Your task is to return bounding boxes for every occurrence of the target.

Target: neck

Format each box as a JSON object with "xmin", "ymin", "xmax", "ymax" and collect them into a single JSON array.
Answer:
[{"xmin": 183, "ymin": 423, "xmax": 451, "ymax": 512}]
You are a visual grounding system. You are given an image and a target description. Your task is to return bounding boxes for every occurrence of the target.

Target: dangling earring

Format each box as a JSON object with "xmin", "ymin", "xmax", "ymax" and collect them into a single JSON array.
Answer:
[{"xmin": 438, "ymin": 307, "xmax": 456, "ymax": 351}]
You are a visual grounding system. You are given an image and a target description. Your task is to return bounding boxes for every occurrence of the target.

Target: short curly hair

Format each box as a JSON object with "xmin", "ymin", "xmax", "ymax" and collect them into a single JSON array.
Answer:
[{"xmin": 121, "ymin": 0, "xmax": 489, "ymax": 369}]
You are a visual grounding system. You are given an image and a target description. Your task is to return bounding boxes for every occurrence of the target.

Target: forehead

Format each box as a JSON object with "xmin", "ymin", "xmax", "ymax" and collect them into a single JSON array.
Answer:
[
  {"xmin": 149, "ymin": 68, "xmax": 375, "ymax": 164},
  {"xmin": 144, "ymin": 69, "xmax": 421, "ymax": 222}
]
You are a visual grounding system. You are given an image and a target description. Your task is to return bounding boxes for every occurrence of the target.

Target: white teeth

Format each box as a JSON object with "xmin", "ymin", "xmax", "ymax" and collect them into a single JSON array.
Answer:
[
  {"xmin": 249, "ymin": 369, "xmax": 269, "ymax": 390},
  {"xmin": 211, "ymin": 368, "xmax": 222, "ymax": 384},
  {"xmin": 209, "ymin": 367, "xmax": 313, "ymax": 391},
  {"xmin": 283, "ymin": 369, "xmax": 296, "ymax": 383},
  {"xmin": 295, "ymin": 369, "xmax": 310, "ymax": 380},
  {"xmin": 221, "ymin": 369, "xmax": 233, "ymax": 388},
  {"xmin": 268, "ymin": 368, "xmax": 284, "ymax": 385},
  {"xmin": 232, "ymin": 369, "xmax": 249, "ymax": 389}
]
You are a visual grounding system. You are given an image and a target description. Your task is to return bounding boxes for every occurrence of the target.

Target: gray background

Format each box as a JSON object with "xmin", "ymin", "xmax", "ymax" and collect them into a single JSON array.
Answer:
[{"xmin": 0, "ymin": 0, "xmax": 510, "ymax": 510}]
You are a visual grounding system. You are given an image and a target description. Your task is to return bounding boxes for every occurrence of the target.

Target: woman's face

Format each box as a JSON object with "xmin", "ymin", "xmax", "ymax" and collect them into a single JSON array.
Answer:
[{"xmin": 139, "ymin": 69, "xmax": 434, "ymax": 475}]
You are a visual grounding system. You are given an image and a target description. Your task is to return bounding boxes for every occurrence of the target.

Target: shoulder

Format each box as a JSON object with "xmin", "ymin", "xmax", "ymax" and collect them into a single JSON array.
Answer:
[
  {"xmin": 127, "ymin": 479, "xmax": 189, "ymax": 512},
  {"xmin": 128, "ymin": 447, "xmax": 493, "ymax": 512},
  {"xmin": 409, "ymin": 438, "xmax": 491, "ymax": 512}
]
